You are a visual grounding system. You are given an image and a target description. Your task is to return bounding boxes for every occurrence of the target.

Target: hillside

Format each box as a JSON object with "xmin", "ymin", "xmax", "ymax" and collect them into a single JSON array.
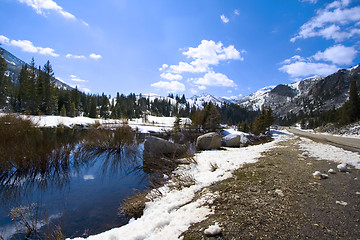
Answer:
[
  {"xmin": 237, "ymin": 65, "xmax": 360, "ymax": 118},
  {"xmin": 0, "ymin": 47, "xmax": 71, "ymax": 89}
]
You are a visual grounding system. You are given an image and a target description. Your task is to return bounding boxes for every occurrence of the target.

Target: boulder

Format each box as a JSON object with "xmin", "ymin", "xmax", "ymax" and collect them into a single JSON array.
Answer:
[
  {"xmin": 143, "ymin": 136, "xmax": 188, "ymax": 157},
  {"xmin": 196, "ymin": 132, "xmax": 222, "ymax": 150},
  {"xmin": 221, "ymin": 134, "xmax": 240, "ymax": 147}
]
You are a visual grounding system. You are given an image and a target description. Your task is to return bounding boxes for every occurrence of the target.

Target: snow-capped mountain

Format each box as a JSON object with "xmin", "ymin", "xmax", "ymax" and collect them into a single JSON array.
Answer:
[
  {"xmin": 188, "ymin": 93, "xmax": 236, "ymax": 109},
  {"xmin": 238, "ymin": 64, "xmax": 360, "ymax": 117}
]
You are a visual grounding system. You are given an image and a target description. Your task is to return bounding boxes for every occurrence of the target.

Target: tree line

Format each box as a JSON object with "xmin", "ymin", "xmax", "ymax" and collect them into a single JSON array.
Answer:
[{"xmin": 0, "ymin": 51, "xmax": 275, "ymax": 134}]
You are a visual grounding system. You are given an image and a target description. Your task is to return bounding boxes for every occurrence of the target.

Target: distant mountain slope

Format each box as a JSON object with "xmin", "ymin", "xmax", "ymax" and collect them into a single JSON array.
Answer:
[
  {"xmin": 0, "ymin": 47, "xmax": 72, "ymax": 90},
  {"xmin": 238, "ymin": 65, "xmax": 360, "ymax": 117},
  {"xmin": 188, "ymin": 93, "xmax": 236, "ymax": 109}
]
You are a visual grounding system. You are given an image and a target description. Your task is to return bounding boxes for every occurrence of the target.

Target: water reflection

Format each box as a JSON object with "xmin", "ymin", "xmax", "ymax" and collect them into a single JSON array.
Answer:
[{"xmin": 0, "ymin": 119, "xmax": 149, "ymax": 238}]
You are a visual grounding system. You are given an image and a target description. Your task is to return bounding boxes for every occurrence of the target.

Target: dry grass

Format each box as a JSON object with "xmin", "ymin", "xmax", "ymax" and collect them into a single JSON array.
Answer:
[
  {"xmin": 209, "ymin": 162, "xmax": 219, "ymax": 172},
  {"xmin": 170, "ymin": 172, "xmax": 196, "ymax": 190}
]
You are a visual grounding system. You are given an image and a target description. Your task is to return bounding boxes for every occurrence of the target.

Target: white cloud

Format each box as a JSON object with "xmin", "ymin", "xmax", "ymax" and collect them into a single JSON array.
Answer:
[
  {"xmin": 69, "ymin": 75, "xmax": 87, "ymax": 82},
  {"xmin": 6, "ymin": 38, "xmax": 59, "ymax": 57},
  {"xmin": 198, "ymin": 85, "xmax": 207, "ymax": 90},
  {"xmin": 159, "ymin": 64, "xmax": 169, "ymax": 71},
  {"xmin": 300, "ymin": 0, "xmax": 318, "ymax": 4},
  {"xmin": 17, "ymin": 0, "xmax": 88, "ymax": 25},
  {"xmin": 151, "ymin": 81, "xmax": 185, "ymax": 92},
  {"xmin": 291, "ymin": 1, "xmax": 360, "ymax": 42},
  {"xmin": 37, "ymin": 47, "xmax": 59, "ymax": 57},
  {"xmin": 0, "ymin": 35, "xmax": 10, "ymax": 45},
  {"xmin": 10, "ymin": 40, "xmax": 38, "ymax": 53},
  {"xmin": 167, "ymin": 40, "xmax": 243, "ymax": 74},
  {"xmin": 281, "ymin": 55, "xmax": 306, "ymax": 64},
  {"xmin": 296, "ymin": 47, "xmax": 302, "ymax": 51},
  {"xmin": 312, "ymin": 44, "xmax": 357, "ymax": 65},
  {"xmin": 66, "ymin": 54, "xmax": 86, "ymax": 59},
  {"xmin": 234, "ymin": 9, "xmax": 240, "ymax": 15},
  {"xmin": 220, "ymin": 14, "xmax": 229, "ymax": 23},
  {"xmin": 192, "ymin": 71, "xmax": 236, "ymax": 87},
  {"xmin": 160, "ymin": 72, "xmax": 183, "ymax": 81},
  {"xmin": 89, "ymin": 53, "xmax": 102, "ymax": 59},
  {"xmin": 279, "ymin": 61, "xmax": 339, "ymax": 78}
]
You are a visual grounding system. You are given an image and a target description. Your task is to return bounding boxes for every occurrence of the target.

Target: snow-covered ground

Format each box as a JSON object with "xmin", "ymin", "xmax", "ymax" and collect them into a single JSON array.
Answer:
[
  {"xmin": 299, "ymin": 137, "xmax": 360, "ymax": 169},
  {"xmin": 0, "ymin": 114, "xmax": 191, "ymax": 133},
  {"xmin": 69, "ymin": 132, "xmax": 285, "ymax": 240}
]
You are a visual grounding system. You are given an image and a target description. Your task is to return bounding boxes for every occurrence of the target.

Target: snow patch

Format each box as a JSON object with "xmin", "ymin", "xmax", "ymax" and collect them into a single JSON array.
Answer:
[{"xmin": 299, "ymin": 138, "xmax": 360, "ymax": 169}]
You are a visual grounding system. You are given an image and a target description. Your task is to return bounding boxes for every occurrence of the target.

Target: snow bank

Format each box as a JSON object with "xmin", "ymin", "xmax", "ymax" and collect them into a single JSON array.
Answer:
[
  {"xmin": 0, "ymin": 113, "xmax": 191, "ymax": 133},
  {"xmin": 299, "ymin": 137, "xmax": 360, "ymax": 169},
  {"xmin": 69, "ymin": 133, "xmax": 284, "ymax": 240}
]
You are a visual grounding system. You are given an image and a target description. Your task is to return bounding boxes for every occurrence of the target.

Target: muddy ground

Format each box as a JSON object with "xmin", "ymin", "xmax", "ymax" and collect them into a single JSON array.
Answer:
[{"xmin": 182, "ymin": 135, "xmax": 360, "ymax": 239}]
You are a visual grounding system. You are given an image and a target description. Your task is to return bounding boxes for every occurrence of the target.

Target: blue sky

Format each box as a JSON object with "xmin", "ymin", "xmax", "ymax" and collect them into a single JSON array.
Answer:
[{"xmin": 0, "ymin": 0, "xmax": 359, "ymax": 98}]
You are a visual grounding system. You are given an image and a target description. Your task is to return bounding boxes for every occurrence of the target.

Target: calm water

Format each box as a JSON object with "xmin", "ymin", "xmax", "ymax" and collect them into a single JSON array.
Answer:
[{"xmin": 0, "ymin": 128, "xmax": 149, "ymax": 239}]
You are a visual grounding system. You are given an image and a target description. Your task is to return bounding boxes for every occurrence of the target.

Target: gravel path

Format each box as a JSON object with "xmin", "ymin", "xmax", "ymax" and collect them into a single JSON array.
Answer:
[{"xmin": 182, "ymin": 135, "xmax": 360, "ymax": 239}]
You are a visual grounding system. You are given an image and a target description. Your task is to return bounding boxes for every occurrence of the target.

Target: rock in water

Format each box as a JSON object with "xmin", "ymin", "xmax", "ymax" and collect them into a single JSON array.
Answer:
[
  {"xmin": 196, "ymin": 132, "xmax": 222, "ymax": 150},
  {"xmin": 143, "ymin": 136, "xmax": 187, "ymax": 157},
  {"xmin": 221, "ymin": 134, "xmax": 240, "ymax": 147}
]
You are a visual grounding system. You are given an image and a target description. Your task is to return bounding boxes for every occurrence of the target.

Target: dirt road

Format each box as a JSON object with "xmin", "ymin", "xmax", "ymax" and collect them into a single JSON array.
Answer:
[
  {"xmin": 287, "ymin": 127, "xmax": 360, "ymax": 152},
  {"xmin": 182, "ymin": 135, "xmax": 360, "ymax": 239}
]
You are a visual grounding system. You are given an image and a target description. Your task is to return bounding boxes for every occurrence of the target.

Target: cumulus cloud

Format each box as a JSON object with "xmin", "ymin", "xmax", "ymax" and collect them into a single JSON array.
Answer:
[
  {"xmin": 191, "ymin": 71, "xmax": 236, "ymax": 87},
  {"xmin": 312, "ymin": 44, "xmax": 357, "ymax": 65},
  {"xmin": 151, "ymin": 81, "xmax": 185, "ymax": 92},
  {"xmin": 89, "ymin": 53, "xmax": 102, "ymax": 59},
  {"xmin": 0, "ymin": 35, "xmax": 10, "ymax": 45},
  {"xmin": 17, "ymin": 0, "xmax": 88, "ymax": 25},
  {"xmin": 160, "ymin": 72, "xmax": 183, "ymax": 81},
  {"xmin": 234, "ymin": 9, "xmax": 240, "ymax": 15},
  {"xmin": 165, "ymin": 40, "xmax": 243, "ymax": 75},
  {"xmin": 66, "ymin": 54, "xmax": 86, "ymax": 59},
  {"xmin": 279, "ymin": 58, "xmax": 339, "ymax": 78},
  {"xmin": 291, "ymin": 0, "xmax": 360, "ymax": 42},
  {"xmin": 2, "ymin": 36, "xmax": 59, "ymax": 57},
  {"xmin": 220, "ymin": 14, "xmax": 229, "ymax": 23}
]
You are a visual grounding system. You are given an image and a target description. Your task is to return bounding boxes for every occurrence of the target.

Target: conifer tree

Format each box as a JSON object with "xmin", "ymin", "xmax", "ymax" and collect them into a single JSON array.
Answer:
[
  {"xmin": 100, "ymin": 94, "xmax": 110, "ymax": 119},
  {"xmin": 0, "ymin": 51, "xmax": 10, "ymax": 108},
  {"xmin": 89, "ymin": 97, "xmax": 97, "ymax": 118},
  {"xmin": 70, "ymin": 102, "xmax": 76, "ymax": 117},
  {"xmin": 60, "ymin": 104, "xmax": 67, "ymax": 116},
  {"xmin": 202, "ymin": 102, "xmax": 221, "ymax": 132}
]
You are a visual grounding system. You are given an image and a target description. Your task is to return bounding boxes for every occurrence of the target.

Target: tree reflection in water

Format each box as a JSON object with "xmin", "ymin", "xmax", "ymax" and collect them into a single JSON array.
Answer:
[{"xmin": 0, "ymin": 116, "xmax": 147, "ymax": 238}]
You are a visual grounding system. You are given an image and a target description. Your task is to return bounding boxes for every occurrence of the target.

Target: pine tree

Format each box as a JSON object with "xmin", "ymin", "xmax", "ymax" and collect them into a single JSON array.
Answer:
[
  {"xmin": 0, "ymin": 51, "xmax": 10, "ymax": 108},
  {"xmin": 70, "ymin": 102, "xmax": 76, "ymax": 117},
  {"xmin": 100, "ymin": 94, "xmax": 110, "ymax": 119},
  {"xmin": 60, "ymin": 104, "xmax": 67, "ymax": 116},
  {"xmin": 202, "ymin": 102, "xmax": 221, "ymax": 132},
  {"xmin": 89, "ymin": 97, "xmax": 97, "ymax": 118},
  {"xmin": 348, "ymin": 80, "xmax": 360, "ymax": 122}
]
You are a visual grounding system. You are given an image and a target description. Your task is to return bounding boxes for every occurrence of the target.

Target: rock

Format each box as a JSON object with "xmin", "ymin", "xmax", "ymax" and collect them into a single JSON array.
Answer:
[
  {"xmin": 328, "ymin": 168, "xmax": 336, "ymax": 174},
  {"xmin": 143, "ymin": 136, "xmax": 188, "ymax": 171},
  {"xmin": 337, "ymin": 163, "xmax": 348, "ymax": 172},
  {"xmin": 221, "ymin": 134, "xmax": 240, "ymax": 147},
  {"xmin": 196, "ymin": 132, "xmax": 222, "ymax": 150},
  {"xmin": 143, "ymin": 136, "xmax": 188, "ymax": 157},
  {"xmin": 204, "ymin": 222, "xmax": 221, "ymax": 236},
  {"xmin": 275, "ymin": 189, "xmax": 284, "ymax": 197},
  {"xmin": 335, "ymin": 200, "xmax": 348, "ymax": 206},
  {"xmin": 312, "ymin": 171, "xmax": 328, "ymax": 180}
]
